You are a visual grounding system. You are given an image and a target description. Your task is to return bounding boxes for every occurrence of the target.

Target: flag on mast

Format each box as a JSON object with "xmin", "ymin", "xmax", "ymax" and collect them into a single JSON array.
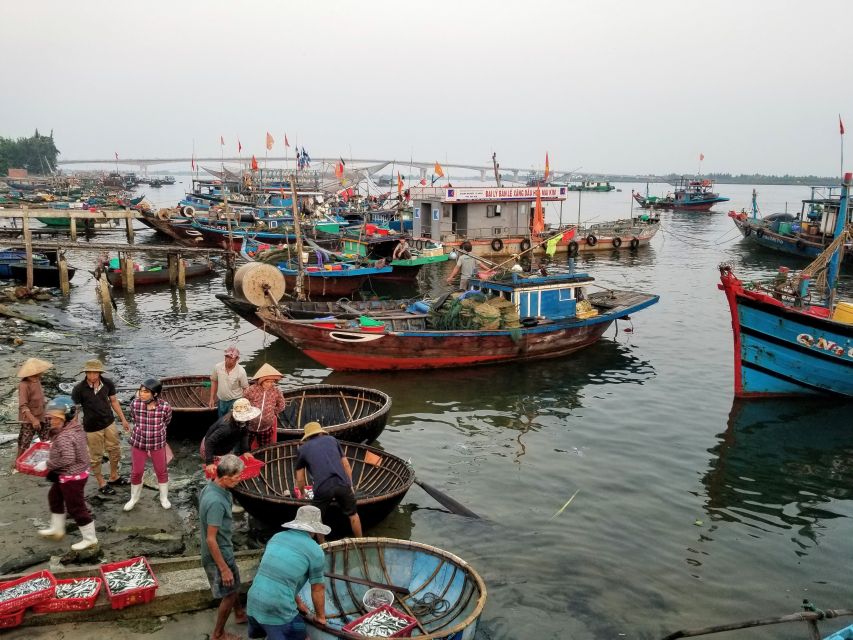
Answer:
[
  {"xmin": 238, "ymin": 139, "xmax": 242, "ymax": 153},
  {"xmin": 841, "ymin": 115, "xmax": 846, "ymax": 135},
  {"xmin": 544, "ymin": 152, "xmax": 550, "ymax": 182},
  {"xmin": 397, "ymin": 172, "xmax": 404, "ymax": 197},
  {"xmin": 191, "ymin": 155, "xmax": 195, "ymax": 171},
  {"xmin": 251, "ymin": 155, "xmax": 259, "ymax": 171},
  {"xmin": 532, "ymin": 186, "xmax": 545, "ymax": 235},
  {"xmin": 220, "ymin": 135, "xmax": 225, "ymax": 146},
  {"xmin": 434, "ymin": 162, "xmax": 444, "ymax": 178},
  {"xmin": 266, "ymin": 132, "xmax": 274, "ymax": 150},
  {"xmin": 699, "ymin": 153, "xmax": 705, "ymax": 161},
  {"xmin": 284, "ymin": 134, "xmax": 290, "ymax": 148}
]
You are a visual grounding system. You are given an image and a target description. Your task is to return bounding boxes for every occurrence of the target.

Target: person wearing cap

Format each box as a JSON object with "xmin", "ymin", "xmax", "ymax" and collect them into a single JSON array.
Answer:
[
  {"xmin": 295, "ymin": 422, "xmax": 363, "ymax": 538},
  {"xmin": 34, "ymin": 395, "xmax": 99, "ymax": 551},
  {"xmin": 200, "ymin": 398, "xmax": 261, "ymax": 478},
  {"xmin": 243, "ymin": 364, "xmax": 287, "ymax": 450},
  {"xmin": 71, "ymin": 359, "xmax": 130, "ymax": 495},
  {"xmin": 209, "ymin": 346, "xmax": 249, "ymax": 418},
  {"xmin": 246, "ymin": 505, "xmax": 328, "ymax": 638},
  {"xmin": 15, "ymin": 358, "xmax": 53, "ymax": 469},
  {"xmin": 199, "ymin": 454, "xmax": 248, "ymax": 640},
  {"xmin": 124, "ymin": 378, "xmax": 173, "ymax": 513}
]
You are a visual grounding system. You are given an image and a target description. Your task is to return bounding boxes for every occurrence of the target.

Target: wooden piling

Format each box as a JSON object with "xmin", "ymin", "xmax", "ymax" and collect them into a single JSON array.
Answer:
[
  {"xmin": 168, "ymin": 253, "xmax": 177, "ymax": 286},
  {"xmin": 69, "ymin": 215, "xmax": 77, "ymax": 242},
  {"xmin": 125, "ymin": 207, "xmax": 135, "ymax": 244},
  {"xmin": 58, "ymin": 253, "xmax": 70, "ymax": 296},
  {"xmin": 225, "ymin": 251, "xmax": 235, "ymax": 288},
  {"xmin": 123, "ymin": 254, "xmax": 135, "ymax": 293},
  {"xmin": 177, "ymin": 256, "xmax": 186, "ymax": 289},
  {"xmin": 98, "ymin": 273, "xmax": 115, "ymax": 330},
  {"xmin": 22, "ymin": 207, "xmax": 34, "ymax": 291}
]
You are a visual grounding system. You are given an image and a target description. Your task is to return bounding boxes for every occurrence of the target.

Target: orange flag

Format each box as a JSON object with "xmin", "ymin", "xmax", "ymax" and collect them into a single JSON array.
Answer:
[
  {"xmin": 544, "ymin": 152, "xmax": 550, "ymax": 182},
  {"xmin": 532, "ymin": 186, "xmax": 545, "ymax": 236},
  {"xmin": 434, "ymin": 162, "xmax": 444, "ymax": 178},
  {"xmin": 220, "ymin": 135, "xmax": 225, "ymax": 146},
  {"xmin": 284, "ymin": 134, "xmax": 290, "ymax": 148},
  {"xmin": 266, "ymin": 132, "xmax": 274, "ymax": 150},
  {"xmin": 251, "ymin": 155, "xmax": 259, "ymax": 171},
  {"xmin": 397, "ymin": 172, "xmax": 404, "ymax": 196}
]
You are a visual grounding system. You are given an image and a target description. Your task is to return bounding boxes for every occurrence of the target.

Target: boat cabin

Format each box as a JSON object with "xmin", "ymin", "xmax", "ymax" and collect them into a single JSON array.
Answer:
[
  {"xmin": 408, "ymin": 185, "xmax": 567, "ymax": 244},
  {"xmin": 469, "ymin": 271, "xmax": 594, "ymax": 321}
]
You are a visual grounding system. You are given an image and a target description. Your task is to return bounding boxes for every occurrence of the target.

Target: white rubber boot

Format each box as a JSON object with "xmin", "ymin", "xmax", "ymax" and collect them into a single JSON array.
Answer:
[
  {"xmin": 158, "ymin": 483, "xmax": 171, "ymax": 510},
  {"xmin": 70, "ymin": 521, "xmax": 98, "ymax": 551},
  {"xmin": 123, "ymin": 483, "xmax": 144, "ymax": 512},
  {"xmin": 37, "ymin": 513, "xmax": 66, "ymax": 541}
]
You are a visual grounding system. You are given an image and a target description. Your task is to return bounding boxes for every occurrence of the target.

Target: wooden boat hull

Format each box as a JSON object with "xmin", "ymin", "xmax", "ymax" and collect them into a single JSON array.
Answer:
[
  {"xmin": 232, "ymin": 441, "xmax": 414, "ymax": 535},
  {"xmin": 282, "ymin": 272, "xmax": 369, "ymax": 298},
  {"xmin": 277, "ymin": 384, "xmax": 391, "ymax": 443},
  {"xmin": 299, "ymin": 537, "xmax": 487, "ymax": 640},
  {"xmin": 106, "ymin": 262, "xmax": 214, "ymax": 288},
  {"xmin": 719, "ymin": 266, "xmax": 853, "ymax": 397},
  {"xmin": 730, "ymin": 214, "xmax": 853, "ymax": 266},
  {"xmin": 158, "ymin": 375, "xmax": 217, "ymax": 432},
  {"xmin": 10, "ymin": 263, "xmax": 75, "ymax": 287}
]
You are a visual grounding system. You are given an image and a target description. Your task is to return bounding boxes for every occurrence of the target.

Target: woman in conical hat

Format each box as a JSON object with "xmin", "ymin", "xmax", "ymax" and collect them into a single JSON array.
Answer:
[
  {"xmin": 243, "ymin": 363, "xmax": 286, "ymax": 450},
  {"xmin": 14, "ymin": 358, "xmax": 53, "ymax": 469}
]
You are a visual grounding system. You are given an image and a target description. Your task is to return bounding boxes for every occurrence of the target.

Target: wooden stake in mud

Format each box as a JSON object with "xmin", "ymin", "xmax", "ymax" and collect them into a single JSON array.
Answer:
[
  {"xmin": 58, "ymin": 253, "xmax": 70, "ymax": 296},
  {"xmin": 98, "ymin": 272, "xmax": 115, "ymax": 330},
  {"xmin": 125, "ymin": 207, "xmax": 135, "ymax": 244},
  {"xmin": 168, "ymin": 253, "xmax": 178, "ymax": 286},
  {"xmin": 290, "ymin": 175, "xmax": 306, "ymax": 300},
  {"xmin": 123, "ymin": 254, "xmax": 135, "ymax": 293},
  {"xmin": 69, "ymin": 214, "xmax": 77, "ymax": 242},
  {"xmin": 22, "ymin": 207, "xmax": 34, "ymax": 291},
  {"xmin": 177, "ymin": 256, "xmax": 186, "ymax": 289}
]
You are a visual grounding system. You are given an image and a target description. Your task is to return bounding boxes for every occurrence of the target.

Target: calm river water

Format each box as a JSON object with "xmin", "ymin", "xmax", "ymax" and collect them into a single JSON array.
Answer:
[{"xmin": 41, "ymin": 181, "xmax": 853, "ymax": 638}]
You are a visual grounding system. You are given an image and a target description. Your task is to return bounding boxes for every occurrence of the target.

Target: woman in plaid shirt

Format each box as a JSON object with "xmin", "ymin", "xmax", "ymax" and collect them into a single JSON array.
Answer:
[{"xmin": 124, "ymin": 378, "xmax": 173, "ymax": 512}]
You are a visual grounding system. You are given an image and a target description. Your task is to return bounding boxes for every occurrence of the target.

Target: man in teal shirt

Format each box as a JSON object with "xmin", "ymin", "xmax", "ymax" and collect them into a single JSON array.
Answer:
[
  {"xmin": 200, "ymin": 454, "xmax": 247, "ymax": 640},
  {"xmin": 247, "ymin": 505, "xmax": 329, "ymax": 639}
]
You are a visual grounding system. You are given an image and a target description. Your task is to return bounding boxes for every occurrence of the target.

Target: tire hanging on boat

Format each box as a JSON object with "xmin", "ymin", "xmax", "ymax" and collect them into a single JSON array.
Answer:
[
  {"xmin": 519, "ymin": 238, "xmax": 531, "ymax": 252},
  {"xmin": 743, "ymin": 226, "xmax": 752, "ymax": 236},
  {"xmin": 183, "ymin": 206, "xmax": 195, "ymax": 217},
  {"xmin": 414, "ymin": 239, "xmax": 424, "ymax": 251},
  {"xmin": 586, "ymin": 234, "xmax": 598, "ymax": 247},
  {"xmin": 611, "ymin": 237, "xmax": 623, "ymax": 248},
  {"xmin": 490, "ymin": 238, "xmax": 504, "ymax": 252},
  {"xmin": 756, "ymin": 228, "xmax": 764, "ymax": 238},
  {"xmin": 630, "ymin": 237, "xmax": 640, "ymax": 249},
  {"xmin": 567, "ymin": 241, "xmax": 579, "ymax": 257}
]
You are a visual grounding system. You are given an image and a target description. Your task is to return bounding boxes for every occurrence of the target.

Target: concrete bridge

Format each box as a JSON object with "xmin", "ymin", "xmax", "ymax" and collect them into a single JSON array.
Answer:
[{"xmin": 56, "ymin": 156, "xmax": 579, "ymax": 183}]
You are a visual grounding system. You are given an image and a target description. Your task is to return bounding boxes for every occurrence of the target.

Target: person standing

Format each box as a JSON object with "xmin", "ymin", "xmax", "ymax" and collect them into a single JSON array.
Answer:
[
  {"xmin": 15, "ymin": 358, "xmax": 53, "ymax": 469},
  {"xmin": 445, "ymin": 240, "xmax": 477, "ymax": 290},
  {"xmin": 71, "ymin": 359, "xmax": 130, "ymax": 495},
  {"xmin": 200, "ymin": 454, "xmax": 248, "ymax": 640},
  {"xmin": 209, "ymin": 346, "xmax": 249, "ymax": 418},
  {"xmin": 124, "ymin": 378, "xmax": 173, "ymax": 512},
  {"xmin": 243, "ymin": 364, "xmax": 287, "ymax": 450},
  {"xmin": 295, "ymin": 422, "xmax": 362, "ymax": 538},
  {"xmin": 34, "ymin": 395, "xmax": 98, "ymax": 551},
  {"xmin": 246, "ymin": 505, "xmax": 329, "ymax": 639}
]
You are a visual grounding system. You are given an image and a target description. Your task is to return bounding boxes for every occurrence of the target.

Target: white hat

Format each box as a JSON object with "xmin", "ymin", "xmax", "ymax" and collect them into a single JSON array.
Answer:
[
  {"xmin": 231, "ymin": 398, "xmax": 261, "ymax": 422},
  {"xmin": 282, "ymin": 505, "xmax": 331, "ymax": 535}
]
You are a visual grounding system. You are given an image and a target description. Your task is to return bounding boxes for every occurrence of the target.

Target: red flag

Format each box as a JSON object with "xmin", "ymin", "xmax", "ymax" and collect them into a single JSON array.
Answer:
[
  {"xmin": 397, "ymin": 172, "xmax": 404, "ymax": 196},
  {"xmin": 841, "ymin": 115, "xmax": 846, "ymax": 136},
  {"xmin": 532, "ymin": 186, "xmax": 545, "ymax": 235},
  {"xmin": 699, "ymin": 153, "xmax": 705, "ymax": 161},
  {"xmin": 562, "ymin": 228, "xmax": 577, "ymax": 242},
  {"xmin": 284, "ymin": 134, "xmax": 290, "ymax": 148},
  {"xmin": 238, "ymin": 139, "xmax": 242, "ymax": 153},
  {"xmin": 335, "ymin": 161, "xmax": 344, "ymax": 180},
  {"xmin": 191, "ymin": 155, "xmax": 195, "ymax": 171},
  {"xmin": 251, "ymin": 155, "xmax": 259, "ymax": 171},
  {"xmin": 220, "ymin": 135, "xmax": 225, "ymax": 146},
  {"xmin": 544, "ymin": 152, "xmax": 550, "ymax": 182},
  {"xmin": 434, "ymin": 162, "xmax": 444, "ymax": 178},
  {"xmin": 114, "ymin": 152, "xmax": 118, "ymax": 161},
  {"xmin": 266, "ymin": 132, "xmax": 274, "ymax": 150},
  {"xmin": 419, "ymin": 178, "xmax": 427, "ymax": 186}
]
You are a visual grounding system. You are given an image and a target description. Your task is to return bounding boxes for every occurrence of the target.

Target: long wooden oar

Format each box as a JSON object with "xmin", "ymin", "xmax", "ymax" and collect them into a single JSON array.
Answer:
[
  {"xmin": 415, "ymin": 477, "xmax": 480, "ymax": 519},
  {"xmin": 324, "ymin": 572, "xmax": 410, "ymax": 595}
]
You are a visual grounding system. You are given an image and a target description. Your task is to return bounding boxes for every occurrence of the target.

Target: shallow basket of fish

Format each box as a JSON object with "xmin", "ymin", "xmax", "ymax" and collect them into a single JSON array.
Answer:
[
  {"xmin": 99, "ymin": 557, "xmax": 158, "ymax": 610},
  {"xmin": 0, "ymin": 608, "xmax": 25, "ymax": 630},
  {"xmin": 342, "ymin": 604, "xmax": 418, "ymax": 638},
  {"xmin": 0, "ymin": 569, "xmax": 56, "ymax": 615},
  {"xmin": 32, "ymin": 577, "xmax": 102, "ymax": 613},
  {"xmin": 15, "ymin": 442, "xmax": 52, "ymax": 477}
]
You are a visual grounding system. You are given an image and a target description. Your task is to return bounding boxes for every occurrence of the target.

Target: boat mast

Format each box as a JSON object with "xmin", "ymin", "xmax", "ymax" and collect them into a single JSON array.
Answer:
[
  {"xmin": 751, "ymin": 189, "xmax": 758, "ymax": 219},
  {"xmin": 290, "ymin": 175, "xmax": 305, "ymax": 300},
  {"xmin": 492, "ymin": 152, "xmax": 501, "ymax": 188},
  {"xmin": 826, "ymin": 172, "xmax": 851, "ymax": 308}
]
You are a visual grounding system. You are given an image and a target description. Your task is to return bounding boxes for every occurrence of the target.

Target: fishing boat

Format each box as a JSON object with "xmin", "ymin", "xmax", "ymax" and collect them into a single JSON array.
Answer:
[
  {"xmin": 0, "ymin": 250, "xmax": 50, "ymax": 278},
  {"xmin": 232, "ymin": 261, "xmax": 659, "ymax": 371},
  {"xmin": 277, "ymin": 384, "xmax": 391, "ymax": 443},
  {"xmin": 105, "ymin": 260, "xmax": 214, "ymax": 288},
  {"xmin": 340, "ymin": 227, "xmax": 448, "ymax": 282},
  {"xmin": 157, "ymin": 375, "xmax": 216, "ymax": 428},
  {"xmin": 137, "ymin": 210, "xmax": 209, "ymax": 246},
  {"xmin": 9, "ymin": 262, "xmax": 75, "ymax": 287},
  {"xmin": 569, "ymin": 217, "xmax": 660, "ymax": 254},
  {"xmin": 231, "ymin": 441, "xmax": 414, "ymax": 534},
  {"xmin": 567, "ymin": 180, "xmax": 616, "ymax": 192},
  {"xmin": 634, "ymin": 177, "xmax": 729, "ymax": 211},
  {"xmin": 729, "ymin": 188, "xmax": 853, "ymax": 265},
  {"xmin": 718, "ymin": 173, "xmax": 853, "ymax": 397},
  {"xmin": 299, "ymin": 537, "xmax": 487, "ymax": 640}
]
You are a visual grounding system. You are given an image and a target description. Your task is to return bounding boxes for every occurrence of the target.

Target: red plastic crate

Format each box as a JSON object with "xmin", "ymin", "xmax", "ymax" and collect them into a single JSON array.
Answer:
[
  {"xmin": 0, "ymin": 570, "xmax": 56, "ymax": 615},
  {"xmin": 0, "ymin": 609, "xmax": 25, "ymax": 630},
  {"xmin": 32, "ymin": 577, "xmax": 102, "ymax": 613},
  {"xmin": 15, "ymin": 442, "xmax": 52, "ymax": 477},
  {"xmin": 342, "ymin": 604, "xmax": 418, "ymax": 638},
  {"xmin": 99, "ymin": 557, "xmax": 158, "ymax": 610},
  {"xmin": 204, "ymin": 454, "xmax": 263, "ymax": 481}
]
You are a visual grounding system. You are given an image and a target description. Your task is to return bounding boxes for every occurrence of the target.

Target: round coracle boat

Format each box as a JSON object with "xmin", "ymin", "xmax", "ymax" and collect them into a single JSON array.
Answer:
[
  {"xmin": 232, "ymin": 441, "xmax": 414, "ymax": 535},
  {"xmin": 299, "ymin": 537, "xmax": 487, "ymax": 640}
]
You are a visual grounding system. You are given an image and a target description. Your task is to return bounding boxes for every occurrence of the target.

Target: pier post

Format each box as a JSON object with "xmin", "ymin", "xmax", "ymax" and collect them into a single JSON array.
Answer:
[
  {"xmin": 22, "ymin": 207, "xmax": 34, "ymax": 291},
  {"xmin": 225, "ymin": 251, "xmax": 235, "ymax": 288},
  {"xmin": 58, "ymin": 253, "xmax": 70, "ymax": 296},
  {"xmin": 168, "ymin": 253, "xmax": 177, "ymax": 286},
  {"xmin": 98, "ymin": 272, "xmax": 115, "ymax": 330},
  {"xmin": 125, "ymin": 207, "xmax": 135, "ymax": 244},
  {"xmin": 177, "ymin": 255, "xmax": 186, "ymax": 289},
  {"xmin": 123, "ymin": 254, "xmax": 135, "ymax": 293},
  {"xmin": 69, "ymin": 214, "xmax": 77, "ymax": 242}
]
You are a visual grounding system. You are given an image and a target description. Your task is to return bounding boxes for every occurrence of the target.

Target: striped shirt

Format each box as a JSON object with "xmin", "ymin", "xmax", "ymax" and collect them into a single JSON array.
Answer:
[
  {"xmin": 47, "ymin": 419, "xmax": 90, "ymax": 476},
  {"xmin": 129, "ymin": 398, "xmax": 172, "ymax": 451}
]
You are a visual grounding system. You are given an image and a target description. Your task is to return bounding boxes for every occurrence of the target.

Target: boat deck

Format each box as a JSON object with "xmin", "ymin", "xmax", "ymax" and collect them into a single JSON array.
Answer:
[{"xmin": 588, "ymin": 289, "xmax": 658, "ymax": 314}]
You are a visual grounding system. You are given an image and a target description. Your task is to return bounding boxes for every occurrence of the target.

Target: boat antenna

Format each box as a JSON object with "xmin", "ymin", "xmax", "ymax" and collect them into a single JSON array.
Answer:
[{"xmin": 492, "ymin": 152, "xmax": 502, "ymax": 187}]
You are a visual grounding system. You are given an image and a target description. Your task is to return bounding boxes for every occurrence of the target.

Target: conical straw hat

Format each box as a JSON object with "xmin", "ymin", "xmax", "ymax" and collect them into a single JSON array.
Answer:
[
  {"xmin": 252, "ymin": 363, "xmax": 283, "ymax": 381},
  {"xmin": 17, "ymin": 358, "xmax": 53, "ymax": 378}
]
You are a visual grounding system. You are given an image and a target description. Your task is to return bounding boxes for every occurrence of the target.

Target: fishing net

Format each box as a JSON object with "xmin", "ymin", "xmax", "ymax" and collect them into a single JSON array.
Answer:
[{"xmin": 427, "ymin": 293, "xmax": 522, "ymax": 330}]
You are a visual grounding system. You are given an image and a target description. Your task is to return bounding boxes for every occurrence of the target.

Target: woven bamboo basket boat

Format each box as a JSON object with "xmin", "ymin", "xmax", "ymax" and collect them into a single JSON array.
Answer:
[
  {"xmin": 232, "ymin": 441, "xmax": 414, "ymax": 535},
  {"xmin": 159, "ymin": 375, "xmax": 216, "ymax": 432}
]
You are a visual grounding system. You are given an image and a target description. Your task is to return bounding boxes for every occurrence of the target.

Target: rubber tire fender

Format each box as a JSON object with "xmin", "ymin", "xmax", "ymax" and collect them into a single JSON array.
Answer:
[
  {"xmin": 519, "ymin": 238, "xmax": 531, "ymax": 252},
  {"xmin": 490, "ymin": 238, "xmax": 504, "ymax": 252},
  {"xmin": 756, "ymin": 228, "xmax": 763, "ymax": 238},
  {"xmin": 586, "ymin": 234, "xmax": 598, "ymax": 247},
  {"xmin": 611, "ymin": 236, "xmax": 623, "ymax": 248},
  {"xmin": 567, "ymin": 241, "xmax": 579, "ymax": 257},
  {"xmin": 183, "ymin": 206, "xmax": 195, "ymax": 217},
  {"xmin": 630, "ymin": 237, "xmax": 640, "ymax": 249},
  {"xmin": 743, "ymin": 226, "xmax": 752, "ymax": 237}
]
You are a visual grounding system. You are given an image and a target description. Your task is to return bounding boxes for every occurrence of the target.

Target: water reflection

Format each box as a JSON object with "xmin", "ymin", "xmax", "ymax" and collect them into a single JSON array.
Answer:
[{"xmin": 703, "ymin": 399, "xmax": 853, "ymax": 549}]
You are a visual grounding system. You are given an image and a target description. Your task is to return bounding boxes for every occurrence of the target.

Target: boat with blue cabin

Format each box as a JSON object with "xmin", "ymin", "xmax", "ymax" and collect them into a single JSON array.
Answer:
[{"xmin": 634, "ymin": 177, "xmax": 729, "ymax": 211}]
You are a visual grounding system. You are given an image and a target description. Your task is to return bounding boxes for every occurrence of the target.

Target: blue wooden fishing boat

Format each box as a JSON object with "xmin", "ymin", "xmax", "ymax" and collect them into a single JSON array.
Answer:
[
  {"xmin": 635, "ymin": 177, "xmax": 729, "ymax": 211},
  {"xmin": 239, "ymin": 261, "xmax": 659, "ymax": 371},
  {"xmin": 719, "ymin": 173, "xmax": 853, "ymax": 397},
  {"xmin": 298, "ymin": 537, "xmax": 487, "ymax": 640},
  {"xmin": 729, "ymin": 187, "xmax": 853, "ymax": 266},
  {"xmin": 0, "ymin": 250, "xmax": 49, "ymax": 278}
]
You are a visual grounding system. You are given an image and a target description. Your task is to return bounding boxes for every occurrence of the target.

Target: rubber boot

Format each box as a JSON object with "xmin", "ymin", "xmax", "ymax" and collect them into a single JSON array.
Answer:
[
  {"xmin": 158, "ymin": 483, "xmax": 171, "ymax": 510},
  {"xmin": 37, "ymin": 513, "xmax": 66, "ymax": 541},
  {"xmin": 71, "ymin": 521, "xmax": 98, "ymax": 551},
  {"xmin": 123, "ymin": 483, "xmax": 143, "ymax": 512}
]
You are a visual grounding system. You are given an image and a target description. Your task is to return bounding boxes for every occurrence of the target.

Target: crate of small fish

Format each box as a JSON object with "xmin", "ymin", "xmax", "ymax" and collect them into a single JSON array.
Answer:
[
  {"xmin": 32, "ymin": 577, "xmax": 103, "ymax": 613},
  {"xmin": 99, "ymin": 557, "xmax": 158, "ymax": 610},
  {"xmin": 0, "ymin": 570, "xmax": 56, "ymax": 615},
  {"xmin": 15, "ymin": 442, "xmax": 51, "ymax": 477},
  {"xmin": 0, "ymin": 608, "xmax": 25, "ymax": 630},
  {"xmin": 342, "ymin": 604, "xmax": 418, "ymax": 638}
]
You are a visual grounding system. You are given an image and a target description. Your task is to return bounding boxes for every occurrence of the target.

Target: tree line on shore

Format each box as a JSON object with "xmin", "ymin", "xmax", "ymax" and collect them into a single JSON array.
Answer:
[{"xmin": 0, "ymin": 131, "xmax": 60, "ymax": 176}]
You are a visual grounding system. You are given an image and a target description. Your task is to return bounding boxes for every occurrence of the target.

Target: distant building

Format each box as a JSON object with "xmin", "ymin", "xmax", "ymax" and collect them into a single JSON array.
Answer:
[{"xmin": 7, "ymin": 168, "xmax": 27, "ymax": 178}]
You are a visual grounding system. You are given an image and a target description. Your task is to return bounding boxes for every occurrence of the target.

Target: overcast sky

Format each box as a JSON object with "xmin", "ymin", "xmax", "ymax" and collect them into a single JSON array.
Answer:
[{"xmin": 3, "ymin": 0, "xmax": 852, "ymax": 176}]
